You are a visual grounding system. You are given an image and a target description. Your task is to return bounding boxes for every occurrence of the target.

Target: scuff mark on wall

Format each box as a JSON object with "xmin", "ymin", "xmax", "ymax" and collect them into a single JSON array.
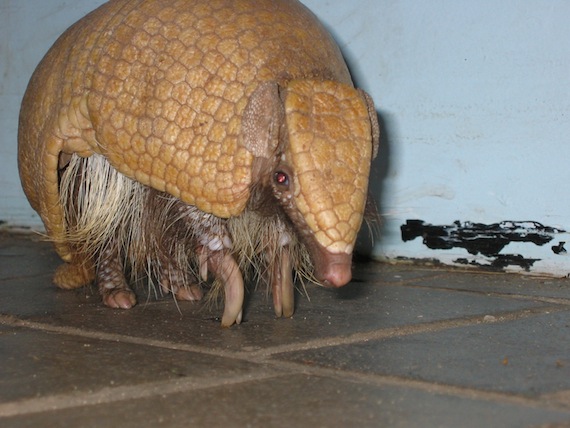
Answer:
[{"xmin": 401, "ymin": 220, "xmax": 565, "ymax": 271}]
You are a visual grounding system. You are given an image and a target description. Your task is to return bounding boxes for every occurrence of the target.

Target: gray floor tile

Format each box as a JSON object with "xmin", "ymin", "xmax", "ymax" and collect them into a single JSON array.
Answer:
[
  {"xmin": 354, "ymin": 260, "xmax": 447, "ymax": 283},
  {"xmin": 0, "ymin": 234, "xmax": 58, "ymax": 281},
  {"xmin": 0, "ymin": 269, "xmax": 547, "ymax": 352},
  {"xmin": 0, "ymin": 324, "xmax": 273, "ymax": 403},
  {"xmin": 2, "ymin": 234, "xmax": 570, "ymax": 427},
  {"xmin": 2, "ymin": 374, "xmax": 569, "ymax": 428},
  {"xmin": 401, "ymin": 269, "xmax": 570, "ymax": 300},
  {"xmin": 275, "ymin": 310, "xmax": 570, "ymax": 396}
]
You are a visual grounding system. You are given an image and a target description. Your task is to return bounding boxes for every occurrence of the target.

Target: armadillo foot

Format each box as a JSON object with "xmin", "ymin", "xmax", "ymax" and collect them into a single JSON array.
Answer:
[
  {"xmin": 102, "ymin": 289, "xmax": 137, "ymax": 309},
  {"xmin": 173, "ymin": 284, "xmax": 203, "ymax": 301},
  {"xmin": 53, "ymin": 262, "xmax": 95, "ymax": 289},
  {"xmin": 271, "ymin": 246, "xmax": 295, "ymax": 318},
  {"xmin": 97, "ymin": 246, "xmax": 136, "ymax": 309},
  {"xmin": 159, "ymin": 262, "xmax": 203, "ymax": 301},
  {"xmin": 208, "ymin": 251, "xmax": 244, "ymax": 327}
]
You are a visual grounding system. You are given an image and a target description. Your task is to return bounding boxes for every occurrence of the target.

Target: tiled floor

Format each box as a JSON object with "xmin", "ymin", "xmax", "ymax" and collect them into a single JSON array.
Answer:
[{"xmin": 1, "ymin": 231, "xmax": 570, "ymax": 427}]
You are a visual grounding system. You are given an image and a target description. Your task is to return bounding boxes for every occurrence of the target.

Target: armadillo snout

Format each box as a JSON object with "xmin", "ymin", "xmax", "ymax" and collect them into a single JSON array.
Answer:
[
  {"xmin": 311, "ymin": 249, "xmax": 353, "ymax": 288},
  {"xmin": 318, "ymin": 267, "xmax": 352, "ymax": 288}
]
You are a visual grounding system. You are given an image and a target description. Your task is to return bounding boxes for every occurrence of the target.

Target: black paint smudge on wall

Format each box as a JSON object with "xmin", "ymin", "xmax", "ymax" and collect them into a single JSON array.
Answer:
[
  {"xmin": 401, "ymin": 220, "xmax": 565, "ymax": 271},
  {"xmin": 552, "ymin": 242, "xmax": 567, "ymax": 254},
  {"xmin": 455, "ymin": 255, "xmax": 540, "ymax": 271}
]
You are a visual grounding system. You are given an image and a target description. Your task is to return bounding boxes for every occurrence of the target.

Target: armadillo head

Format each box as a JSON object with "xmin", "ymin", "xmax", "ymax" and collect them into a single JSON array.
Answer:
[{"xmin": 243, "ymin": 79, "xmax": 379, "ymax": 287}]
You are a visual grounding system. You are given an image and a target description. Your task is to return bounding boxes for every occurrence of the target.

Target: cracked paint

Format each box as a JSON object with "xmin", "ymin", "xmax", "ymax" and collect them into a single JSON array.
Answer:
[{"xmin": 401, "ymin": 220, "xmax": 565, "ymax": 272}]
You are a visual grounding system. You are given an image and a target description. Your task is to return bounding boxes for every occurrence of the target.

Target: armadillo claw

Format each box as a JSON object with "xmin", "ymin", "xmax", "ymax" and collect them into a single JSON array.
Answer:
[
  {"xmin": 272, "ymin": 247, "xmax": 294, "ymax": 318},
  {"xmin": 159, "ymin": 262, "xmax": 203, "ymax": 301},
  {"xmin": 198, "ymin": 247, "xmax": 208, "ymax": 282},
  {"xmin": 208, "ymin": 252, "xmax": 244, "ymax": 327},
  {"xmin": 102, "ymin": 289, "xmax": 137, "ymax": 309},
  {"xmin": 281, "ymin": 268, "xmax": 294, "ymax": 319},
  {"xmin": 174, "ymin": 285, "xmax": 203, "ymax": 302}
]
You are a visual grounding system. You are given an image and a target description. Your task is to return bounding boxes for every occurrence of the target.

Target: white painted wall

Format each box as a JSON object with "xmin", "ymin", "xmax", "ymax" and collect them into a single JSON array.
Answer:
[
  {"xmin": 2, "ymin": 1, "xmax": 569, "ymax": 274},
  {"xmin": 1, "ymin": 0, "xmax": 103, "ymax": 226}
]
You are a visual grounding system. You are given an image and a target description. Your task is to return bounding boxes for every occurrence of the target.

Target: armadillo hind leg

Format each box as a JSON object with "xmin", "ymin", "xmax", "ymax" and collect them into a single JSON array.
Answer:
[
  {"xmin": 141, "ymin": 190, "xmax": 204, "ymax": 302},
  {"xmin": 53, "ymin": 261, "xmax": 95, "ymax": 290},
  {"xmin": 96, "ymin": 242, "xmax": 137, "ymax": 309},
  {"xmin": 156, "ymin": 233, "xmax": 203, "ymax": 302},
  {"xmin": 158, "ymin": 258, "xmax": 203, "ymax": 302}
]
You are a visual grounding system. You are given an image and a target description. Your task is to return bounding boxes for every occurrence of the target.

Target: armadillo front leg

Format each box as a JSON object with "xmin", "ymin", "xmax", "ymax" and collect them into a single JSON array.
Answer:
[
  {"xmin": 207, "ymin": 250, "xmax": 244, "ymax": 327},
  {"xmin": 97, "ymin": 244, "xmax": 136, "ymax": 309},
  {"xmin": 271, "ymin": 245, "xmax": 294, "ymax": 318},
  {"xmin": 177, "ymin": 205, "xmax": 244, "ymax": 326},
  {"xmin": 270, "ymin": 226, "xmax": 295, "ymax": 318}
]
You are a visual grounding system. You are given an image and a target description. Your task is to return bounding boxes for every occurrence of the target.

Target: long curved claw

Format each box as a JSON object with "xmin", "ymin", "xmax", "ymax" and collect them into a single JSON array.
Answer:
[
  {"xmin": 208, "ymin": 252, "xmax": 244, "ymax": 327},
  {"xmin": 198, "ymin": 246, "xmax": 208, "ymax": 282},
  {"xmin": 272, "ymin": 246, "xmax": 295, "ymax": 318},
  {"xmin": 273, "ymin": 287, "xmax": 282, "ymax": 317},
  {"xmin": 281, "ymin": 254, "xmax": 294, "ymax": 318}
]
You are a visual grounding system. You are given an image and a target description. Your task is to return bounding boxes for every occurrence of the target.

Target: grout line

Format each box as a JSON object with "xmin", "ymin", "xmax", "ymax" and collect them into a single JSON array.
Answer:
[
  {"xmin": 372, "ymin": 280, "xmax": 570, "ymax": 306},
  {"xmin": 272, "ymin": 361, "xmax": 570, "ymax": 413},
  {"xmin": 359, "ymin": 272, "xmax": 451, "ymax": 287},
  {"xmin": 540, "ymin": 390, "xmax": 570, "ymax": 410},
  {"xmin": 0, "ymin": 314, "xmax": 242, "ymax": 360},
  {"xmin": 0, "ymin": 272, "xmax": 54, "ymax": 283},
  {"xmin": 2, "ymin": 304, "xmax": 565, "ymax": 363},
  {"xmin": 0, "ymin": 307, "xmax": 568, "ymax": 417},
  {"xmin": 0, "ymin": 371, "xmax": 286, "ymax": 418},
  {"xmin": 245, "ymin": 304, "xmax": 567, "ymax": 359},
  {"xmin": 4, "ymin": 237, "xmax": 570, "ymax": 418},
  {"xmin": 508, "ymin": 295, "xmax": 570, "ymax": 306}
]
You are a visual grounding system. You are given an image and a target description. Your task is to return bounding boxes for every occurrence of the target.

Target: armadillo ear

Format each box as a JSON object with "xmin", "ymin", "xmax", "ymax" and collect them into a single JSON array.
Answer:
[
  {"xmin": 241, "ymin": 81, "xmax": 284, "ymax": 159},
  {"xmin": 359, "ymin": 89, "xmax": 380, "ymax": 159}
]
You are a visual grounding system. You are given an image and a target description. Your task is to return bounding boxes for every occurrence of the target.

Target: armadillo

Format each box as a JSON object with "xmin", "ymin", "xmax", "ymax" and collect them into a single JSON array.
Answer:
[{"xmin": 18, "ymin": 0, "xmax": 379, "ymax": 326}]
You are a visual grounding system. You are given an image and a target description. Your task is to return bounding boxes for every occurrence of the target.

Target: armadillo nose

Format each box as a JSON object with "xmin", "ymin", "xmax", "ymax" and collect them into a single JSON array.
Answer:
[
  {"xmin": 319, "ymin": 265, "xmax": 352, "ymax": 288},
  {"xmin": 315, "ymin": 253, "xmax": 353, "ymax": 288}
]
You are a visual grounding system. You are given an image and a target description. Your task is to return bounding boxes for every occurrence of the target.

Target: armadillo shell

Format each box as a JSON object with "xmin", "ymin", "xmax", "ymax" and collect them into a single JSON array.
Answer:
[{"xmin": 18, "ymin": 0, "xmax": 352, "ymax": 261}]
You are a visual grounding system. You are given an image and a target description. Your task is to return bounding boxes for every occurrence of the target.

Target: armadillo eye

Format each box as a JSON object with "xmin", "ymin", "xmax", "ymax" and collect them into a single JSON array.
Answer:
[{"xmin": 274, "ymin": 170, "xmax": 289, "ymax": 187}]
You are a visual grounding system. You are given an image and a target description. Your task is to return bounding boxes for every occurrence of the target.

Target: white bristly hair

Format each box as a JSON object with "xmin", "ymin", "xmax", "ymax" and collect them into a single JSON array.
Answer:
[{"xmin": 58, "ymin": 153, "xmax": 315, "ymax": 304}]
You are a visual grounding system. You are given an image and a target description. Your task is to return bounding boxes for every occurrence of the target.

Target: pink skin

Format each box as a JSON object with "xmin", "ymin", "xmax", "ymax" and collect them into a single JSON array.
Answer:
[
  {"xmin": 304, "ymin": 238, "xmax": 353, "ymax": 288},
  {"xmin": 314, "ymin": 252, "xmax": 353, "ymax": 288},
  {"xmin": 101, "ymin": 288, "xmax": 137, "ymax": 309}
]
